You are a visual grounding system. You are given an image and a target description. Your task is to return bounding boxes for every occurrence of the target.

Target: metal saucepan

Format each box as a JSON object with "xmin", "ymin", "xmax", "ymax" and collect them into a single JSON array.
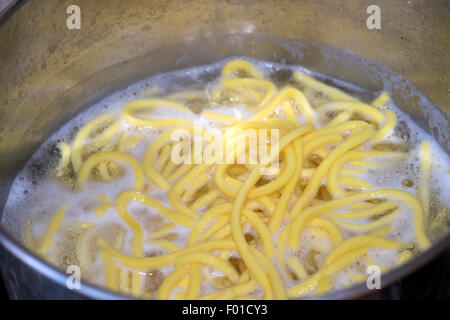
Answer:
[{"xmin": 0, "ymin": 0, "xmax": 448, "ymax": 299}]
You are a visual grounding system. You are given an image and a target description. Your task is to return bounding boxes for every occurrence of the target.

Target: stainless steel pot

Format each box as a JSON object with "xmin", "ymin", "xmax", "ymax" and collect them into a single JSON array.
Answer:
[{"xmin": 0, "ymin": 0, "xmax": 449, "ymax": 299}]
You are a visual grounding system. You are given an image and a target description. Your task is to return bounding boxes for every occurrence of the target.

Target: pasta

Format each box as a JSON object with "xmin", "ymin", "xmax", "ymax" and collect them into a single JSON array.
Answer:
[{"xmin": 4, "ymin": 58, "xmax": 450, "ymax": 300}]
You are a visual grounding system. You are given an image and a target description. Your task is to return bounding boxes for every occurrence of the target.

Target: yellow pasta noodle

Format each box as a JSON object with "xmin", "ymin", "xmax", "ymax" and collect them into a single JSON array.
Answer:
[{"xmin": 24, "ymin": 58, "xmax": 443, "ymax": 300}]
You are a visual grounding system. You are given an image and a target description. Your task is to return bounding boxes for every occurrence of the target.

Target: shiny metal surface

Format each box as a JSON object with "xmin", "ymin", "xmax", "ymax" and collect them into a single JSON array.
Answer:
[{"xmin": 0, "ymin": 0, "xmax": 449, "ymax": 299}]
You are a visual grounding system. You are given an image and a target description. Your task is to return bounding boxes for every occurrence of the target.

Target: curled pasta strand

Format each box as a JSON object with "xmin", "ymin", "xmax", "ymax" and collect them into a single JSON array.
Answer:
[
  {"xmin": 289, "ymin": 125, "xmax": 375, "ymax": 217},
  {"xmin": 288, "ymin": 189, "xmax": 430, "ymax": 251},
  {"xmin": 77, "ymin": 152, "xmax": 144, "ymax": 190},
  {"xmin": 122, "ymin": 99, "xmax": 193, "ymax": 128}
]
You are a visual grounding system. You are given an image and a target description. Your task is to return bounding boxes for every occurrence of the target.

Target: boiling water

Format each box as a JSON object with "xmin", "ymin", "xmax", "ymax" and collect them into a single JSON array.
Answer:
[{"xmin": 1, "ymin": 58, "xmax": 449, "ymax": 298}]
